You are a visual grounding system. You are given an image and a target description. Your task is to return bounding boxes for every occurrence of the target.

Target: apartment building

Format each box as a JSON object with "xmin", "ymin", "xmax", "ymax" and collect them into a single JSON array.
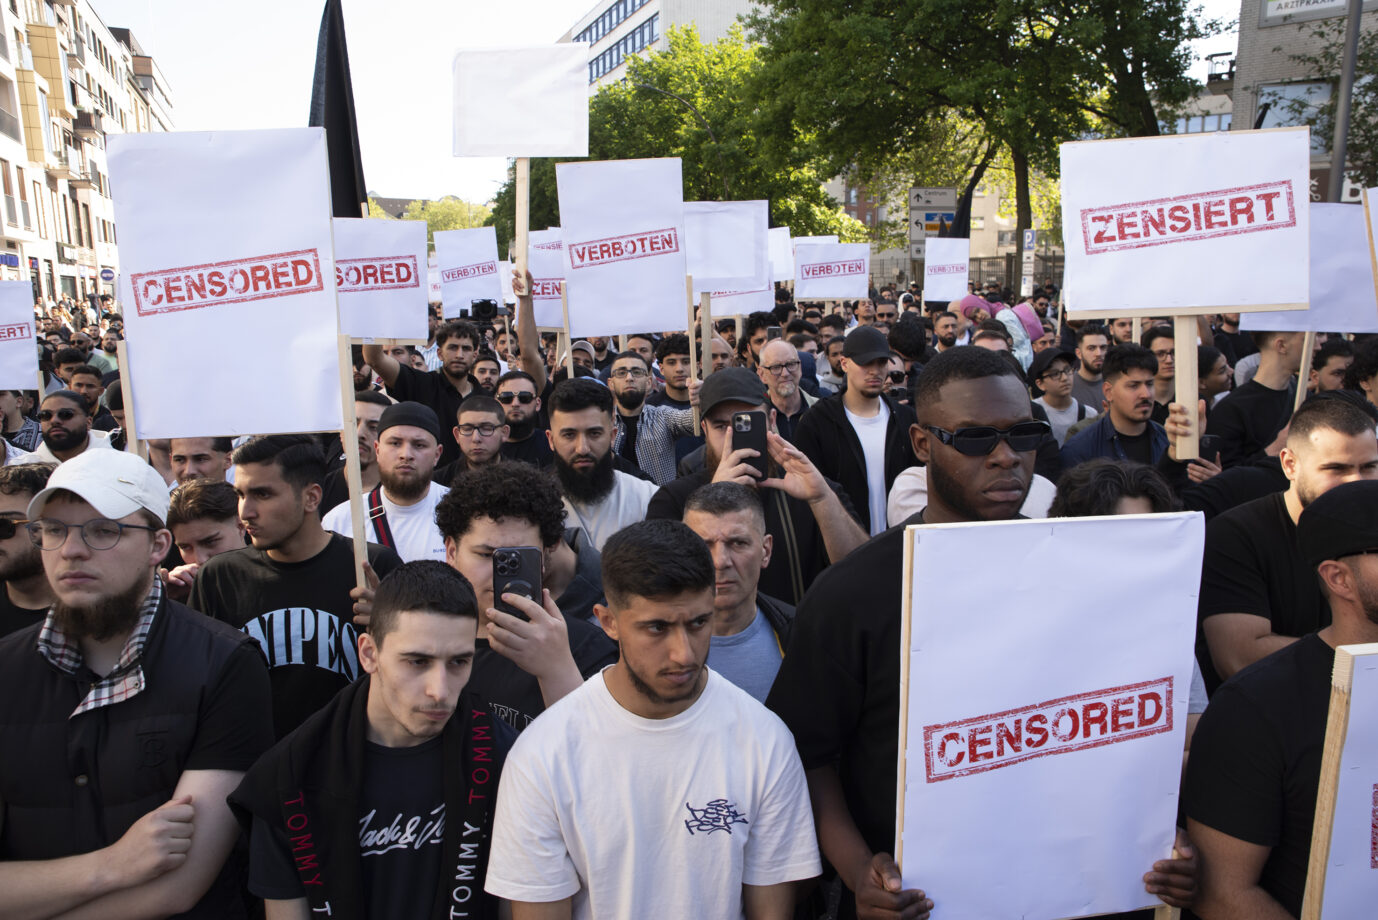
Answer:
[{"xmin": 561, "ymin": 0, "xmax": 757, "ymax": 89}]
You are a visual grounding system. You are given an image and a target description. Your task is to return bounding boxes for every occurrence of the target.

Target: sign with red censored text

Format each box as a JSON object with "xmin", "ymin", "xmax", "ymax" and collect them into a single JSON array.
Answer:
[
  {"xmin": 332, "ymin": 217, "xmax": 428, "ymax": 340},
  {"xmin": 685, "ymin": 200, "xmax": 769, "ymax": 298},
  {"xmin": 1301, "ymin": 643, "xmax": 1378, "ymax": 920},
  {"xmin": 1060, "ymin": 127, "xmax": 1310, "ymax": 317},
  {"xmin": 556, "ymin": 158, "xmax": 689, "ymax": 337},
  {"xmin": 108, "ymin": 128, "xmax": 342, "ymax": 438},
  {"xmin": 452, "ymin": 45, "xmax": 589, "ymax": 158},
  {"xmin": 922, "ymin": 237, "xmax": 971, "ymax": 302},
  {"xmin": 793, "ymin": 242, "xmax": 869, "ymax": 300},
  {"xmin": 435, "ymin": 227, "xmax": 503, "ymax": 320},
  {"xmin": 527, "ymin": 228, "xmax": 566, "ymax": 329},
  {"xmin": 897, "ymin": 513, "xmax": 1203, "ymax": 919},
  {"xmin": 1241, "ymin": 203, "xmax": 1378, "ymax": 334},
  {"xmin": 0, "ymin": 281, "xmax": 36, "ymax": 389}
]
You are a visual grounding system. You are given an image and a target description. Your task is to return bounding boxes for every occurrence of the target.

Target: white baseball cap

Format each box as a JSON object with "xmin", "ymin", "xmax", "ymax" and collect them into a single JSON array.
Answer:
[{"xmin": 28, "ymin": 449, "xmax": 170, "ymax": 525}]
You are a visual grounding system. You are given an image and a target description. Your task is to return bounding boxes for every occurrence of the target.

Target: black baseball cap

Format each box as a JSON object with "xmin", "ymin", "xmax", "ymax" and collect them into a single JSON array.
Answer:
[
  {"xmin": 842, "ymin": 326, "xmax": 891, "ymax": 365},
  {"xmin": 1027, "ymin": 347, "xmax": 1075, "ymax": 384},
  {"xmin": 1297, "ymin": 480, "xmax": 1378, "ymax": 567},
  {"xmin": 698, "ymin": 367, "xmax": 767, "ymax": 415}
]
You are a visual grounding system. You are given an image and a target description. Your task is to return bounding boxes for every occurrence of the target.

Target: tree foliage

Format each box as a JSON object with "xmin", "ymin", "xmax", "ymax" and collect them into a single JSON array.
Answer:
[
  {"xmin": 405, "ymin": 196, "xmax": 492, "ymax": 251},
  {"xmin": 489, "ymin": 26, "xmax": 867, "ymax": 254},
  {"xmin": 366, "ymin": 197, "xmax": 393, "ymax": 219}
]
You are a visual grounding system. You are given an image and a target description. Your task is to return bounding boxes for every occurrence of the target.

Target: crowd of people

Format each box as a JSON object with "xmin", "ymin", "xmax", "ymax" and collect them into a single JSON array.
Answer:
[{"xmin": 0, "ymin": 267, "xmax": 1374, "ymax": 920}]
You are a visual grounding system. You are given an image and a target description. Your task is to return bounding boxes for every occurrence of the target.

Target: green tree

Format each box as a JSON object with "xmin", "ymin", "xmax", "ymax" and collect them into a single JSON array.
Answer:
[
  {"xmin": 405, "ymin": 196, "xmax": 493, "ymax": 251},
  {"xmin": 366, "ymin": 197, "xmax": 394, "ymax": 219},
  {"xmin": 488, "ymin": 26, "xmax": 867, "ymax": 254}
]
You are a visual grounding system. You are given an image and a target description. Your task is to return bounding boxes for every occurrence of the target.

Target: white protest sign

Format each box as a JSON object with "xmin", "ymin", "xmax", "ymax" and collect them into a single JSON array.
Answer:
[
  {"xmin": 452, "ymin": 45, "xmax": 589, "ymax": 157},
  {"xmin": 427, "ymin": 253, "xmax": 441, "ymax": 301},
  {"xmin": 1303, "ymin": 643, "xmax": 1378, "ymax": 920},
  {"xmin": 1241, "ymin": 203, "xmax": 1378, "ymax": 334},
  {"xmin": 528, "ymin": 228, "xmax": 566, "ymax": 329},
  {"xmin": 556, "ymin": 158, "xmax": 688, "ymax": 337},
  {"xmin": 899, "ymin": 513, "xmax": 1203, "ymax": 919},
  {"xmin": 332, "ymin": 218, "xmax": 429, "ymax": 340},
  {"xmin": 769, "ymin": 226, "xmax": 794, "ymax": 282},
  {"xmin": 108, "ymin": 128, "xmax": 341, "ymax": 438},
  {"xmin": 1365, "ymin": 187, "xmax": 1378, "ymax": 306},
  {"xmin": 499, "ymin": 259, "xmax": 514, "ymax": 303},
  {"xmin": 1060, "ymin": 127, "xmax": 1310, "ymax": 316},
  {"xmin": 707, "ymin": 285, "xmax": 773, "ymax": 316},
  {"xmin": 792, "ymin": 234, "xmax": 838, "ymax": 257},
  {"xmin": 435, "ymin": 227, "xmax": 502, "ymax": 319},
  {"xmin": 793, "ymin": 242, "xmax": 869, "ymax": 299},
  {"xmin": 685, "ymin": 200, "xmax": 769, "ymax": 297},
  {"xmin": 0, "ymin": 281, "xmax": 36, "ymax": 389},
  {"xmin": 923, "ymin": 237, "xmax": 971, "ymax": 302}
]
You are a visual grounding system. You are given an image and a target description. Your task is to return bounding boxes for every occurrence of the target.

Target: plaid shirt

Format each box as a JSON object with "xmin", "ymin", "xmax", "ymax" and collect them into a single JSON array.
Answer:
[
  {"xmin": 612, "ymin": 404, "xmax": 695, "ymax": 486},
  {"xmin": 36, "ymin": 577, "xmax": 162, "ymax": 718}
]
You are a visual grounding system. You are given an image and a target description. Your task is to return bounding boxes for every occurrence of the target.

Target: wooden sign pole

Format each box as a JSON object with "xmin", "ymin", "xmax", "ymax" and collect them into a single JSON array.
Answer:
[
  {"xmin": 700, "ymin": 292, "xmax": 715, "ymax": 380},
  {"xmin": 560, "ymin": 289, "xmax": 574, "ymax": 376},
  {"xmin": 114, "ymin": 340, "xmax": 145, "ymax": 460},
  {"xmin": 1295, "ymin": 330, "xmax": 1316, "ymax": 414},
  {"xmin": 1173, "ymin": 322, "xmax": 1199, "ymax": 460},
  {"xmin": 685, "ymin": 276, "xmax": 700, "ymax": 432},
  {"xmin": 336, "ymin": 334, "xmax": 368, "ymax": 590},
  {"xmin": 514, "ymin": 157, "xmax": 530, "ymax": 281}
]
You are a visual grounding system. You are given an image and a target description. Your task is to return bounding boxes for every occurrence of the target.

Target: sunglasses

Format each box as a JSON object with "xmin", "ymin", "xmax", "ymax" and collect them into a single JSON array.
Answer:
[
  {"xmin": 38, "ymin": 408, "xmax": 81, "ymax": 422},
  {"xmin": 0, "ymin": 517, "xmax": 29, "ymax": 539},
  {"xmin": 926, "ymin": 420, "xmax": 1051, "ymax": 456},
  {"xmin": 887, "ymin": 371, "xmax": 907, "ymax": 383},
  {"xmin": 496, "ymin": 391, "xmax": 536, "ymax": 405}
]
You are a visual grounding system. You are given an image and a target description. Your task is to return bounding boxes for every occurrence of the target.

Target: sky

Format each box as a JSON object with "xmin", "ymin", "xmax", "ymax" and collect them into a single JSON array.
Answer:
[{"xmin": 92, "ymin": 0, "xmax": 1242, "ymax": 206}]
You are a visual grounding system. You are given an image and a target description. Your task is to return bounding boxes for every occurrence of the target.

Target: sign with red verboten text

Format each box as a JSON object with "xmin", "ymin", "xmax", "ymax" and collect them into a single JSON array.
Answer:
[
  {"xmin": 793, "ymin": 242, "xmax": 869, "ymax": 299},
  {"xmin": 436, "ymin": 227, "xmax": 502, "ymax": 320},
  {"xmin": 897, "ymin": 513, "xmax": 1203, "ymax": 920},
  {"xmin": 556, "ymin": 158, "xmax": 688, "ymax": 337},
  {"xmin": 923, "ymin": 237, "xmax": 970, "ymax": 301},
  {"xmin": 333, "ymin": 217, "xmax": 429, "ymax": 340},
  {"xmin": 1060, "ymin": 127, "xmax": 1310, "ymax": 316},
  {"xmin": 108, "ymin": 127, "xmax": 342, "ymax": 439},
  {"xmin": 0, "ymin": 281, "xmax": 35, "ymax": 389}
]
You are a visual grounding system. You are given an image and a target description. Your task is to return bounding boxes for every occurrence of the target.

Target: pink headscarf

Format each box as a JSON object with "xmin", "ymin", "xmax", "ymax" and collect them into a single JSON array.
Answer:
[
  {"xmin": 959, "ymin": 294, "xmax": 991, "ymax": 321},
  {"xmin": 1009, "ymin": 302, "xmax": 1045, "ymax": 343}
]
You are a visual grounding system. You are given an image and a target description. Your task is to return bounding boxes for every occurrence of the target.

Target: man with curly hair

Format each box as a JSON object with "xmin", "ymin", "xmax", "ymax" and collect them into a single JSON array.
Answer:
[{"xmin": 435, "ymin": 462, "xmax": 617, "ymax": 731}]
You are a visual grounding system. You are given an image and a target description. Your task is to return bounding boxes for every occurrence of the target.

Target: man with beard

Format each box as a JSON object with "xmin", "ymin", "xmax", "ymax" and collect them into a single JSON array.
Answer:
[
  {"xmin": 32, "ymin": 390, "xmax": 115, "ymax": 464},
  {"xmin": 169, "ymin": 437, "xmax": 233, "ymax": 486},
  {"xmin": 189, "ymin": 435, "xmax": 402, "ymax": 736},
  {"xmin": 547, "ymin": 379, "xmax": 657, "ymax": 550},
  {"xmin": 364, "ymin": 321, "xmax": 482, "ymax": 468},
  {"xmin": 0, "ymin": 449, "xmax": 273, "ymax": 918},
  {"xmin": 98, "ymin": 330, "xmax": 120, "ymax": 371},
  {"xmin": 647, "ymin": 368, "xmax": 866, "ymax": 605},
  {"xmin": 1197, "ymin": 396, "xmax": 1378, "ymax": 692},
  {"xmin": 320, "ymin": 391, "xmax": 387, "ymax": 513},
  {"xmin": 323, "ymin": 402, "xmax": 448, "ymax": 563},
  {"xmin": 472, "ymin": 350, "xmax": 502, "ymax": 395},
  {"xmin": 757, "ymin": 339, "xmax": 818, "ymax": 443},
  {"xmin": 350, "ymin": 344, "xmax": 377, "ymax": 393},
  {"xmin": 933, "ymin": 311, "xmax": 960, "ymax": 353},
  {"xmin": 589, "ymin": 335, "xmax": 618, "ymax": 371},
  {"xmin": 1071, "ymin": 323, "xmax": 1110, "ymax": 409},
  {"xmin": 768, "ymin": 347, "xmax": 1196, "ymax": 919},
  {"xmin": 68, "ymin": 365, "xmax": 117, "ymax": 431},
  {"xmin": 1061, "ymin": 344, "xmax": 1168, "ymax": 470},
  {"xmin": 793, "ymin": 326, "xmax": 919, "ymax": 535},
  {"xmin": 496, "ymin": 370, "xmax": 553, "ymax": 466},
  {"xmin": 0, "ymin": 388, "xmax": 40, "ymax": 452},
  {"xmin": 433, "ymin": 395, "xmax": 509, "ymax": 485},
  {"xmin": 819, "ymin": 335, "xmax": 846, "ymax": 391},
  {"xmin": 1187, "ymin": 478, "xmax": 1378, "ymax": 919},
  {"xmin": 607, "ymin": 351, "xmax": 696, "ymax": 485},
  {"xmin": 0, "ymin": 462, "xmax": 54, "ymax": 635},
  {"xmin": 647, "ymin": 333, "xmax": 692, "ymax": 409}
]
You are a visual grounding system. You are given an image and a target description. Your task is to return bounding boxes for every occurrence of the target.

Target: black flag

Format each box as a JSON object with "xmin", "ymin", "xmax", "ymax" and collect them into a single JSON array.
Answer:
[{"xmin": 308, "ymin": 0, "xmax": 367, "ymax": 218}]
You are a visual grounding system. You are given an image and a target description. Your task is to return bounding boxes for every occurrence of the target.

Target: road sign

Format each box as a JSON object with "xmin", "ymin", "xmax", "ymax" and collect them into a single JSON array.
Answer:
[
  {"xmin": 910, "ymin": 211, "xmax": 957, "ymax": 239},
  {"xmin": 910, "ymin": 241, "xmax": 927, "ymax": 260},
  {"xmin": 909, "ymin": 187, "xmax": 959, "ymax": 211},
  {"xmin": 1020, "ymin": 230, "xmax": 1037, "ymax": 296},
  {"xmin": 99, "ymin": 267, "xmax": 115, "ymax": 282}
]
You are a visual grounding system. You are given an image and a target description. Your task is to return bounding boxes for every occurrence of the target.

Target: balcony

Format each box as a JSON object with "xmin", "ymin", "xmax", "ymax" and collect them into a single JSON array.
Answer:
[
  {"xmin": 0, "ymin": 108, "xmax": 19, "ymax": 144},
  {"xmin": 74, "ymin": 108, "xmax": 101, "ymax": 137},
  {"xmin": 68, "ymin": 168, "xmax": 94, "ymax": 190},
  {"xmin": 67, "ymin": 37, "xmax": 84, "ymax": 74},
  {"xmin": 1206, "ymin": 53, "xmax": 1235, "ymax": 98},
  {"xmin": 50, "ymin": 0, "xmax": 75, "ymax": 6}
]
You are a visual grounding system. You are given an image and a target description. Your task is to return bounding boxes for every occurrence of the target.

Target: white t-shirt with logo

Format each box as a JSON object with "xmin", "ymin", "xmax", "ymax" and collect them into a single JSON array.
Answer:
[
  {"xmin": 485, "ymin": 668, "xmax": 820, "ymax": 919},
  {"xmin": 321, "ymin": 481, "xmax": 448, "ymax": 563},
  {"xmin": 845, "ymin": 400, "xmax": 891, "ymax": 535}
]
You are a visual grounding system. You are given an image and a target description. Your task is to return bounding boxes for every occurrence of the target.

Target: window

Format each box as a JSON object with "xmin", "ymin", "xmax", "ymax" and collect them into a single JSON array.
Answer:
[
  {"xmin": 16, "ymin": 167, "xmax": 29, "ymax": 230},
  {"xmin": 971, "ymin": 216, "xmax": 985, "ymax": 230},
  {"xmin": 81, "ymin": 203, "xmax": 90, "ymax": 248},
  {"xmin": 1258, "ymin": 81, "xmax": 1331, "ymax": 154}
]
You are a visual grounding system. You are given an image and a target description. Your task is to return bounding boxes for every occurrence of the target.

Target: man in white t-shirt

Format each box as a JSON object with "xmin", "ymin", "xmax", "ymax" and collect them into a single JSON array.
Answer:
[
  {"xmin": 322, "ymin": 401, "xmax": 448, "ymax": 563},
  {"xmin": 485, "ymin": 519, "xmax": 820, "ymax": 919},
  {"xmin": 1029, "ymin": 347, "xmax": 1097, "ymax": 446}
]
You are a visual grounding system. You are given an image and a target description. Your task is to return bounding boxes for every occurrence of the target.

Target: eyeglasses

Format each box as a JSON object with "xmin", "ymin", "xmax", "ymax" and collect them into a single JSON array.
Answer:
[
  {"xmin": 0, "ymin": 517, "xmax": 30, "ymax": 539},
  {"xmin": 761, "ymin": 360, "xmax": 801, "ymax": 376},
  {"xmin": 609, "ymin": 368, "xmax": 648, "ymax": 379},
  {"xmin": 1038, "ymin": 367, "xmax": 1074, "ymax": 382},
  {"xmin": 37, "ymin": 408, "xmax": 81, "ymax": 422},
  {"xmin": 28, "ymin": 518, "xmax": 158, "ymax": 551},
  {"xmin": 496, "ymin": 391, "xmax": 536, "ymax": 405},
  {"xmin": 456, "ymin": 423, "xmax": 502, "ymax": 437},
  {"xmin": 925, "ymin": 420, "xmax": 1051, "ymax": 456},
  {"xmin": 1151, "ymin": 349, "xmax": 1175, "ymax": 360}
]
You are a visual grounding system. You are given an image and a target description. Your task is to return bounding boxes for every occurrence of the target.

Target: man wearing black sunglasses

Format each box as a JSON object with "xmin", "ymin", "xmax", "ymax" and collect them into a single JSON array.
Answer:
[
  {"xmin": 32, "ymin": 390, "xmax": 115, "ymax": 465},
  {"xmin": 495, "ymin": 370, "xmax": 553, "ymax": 467}
]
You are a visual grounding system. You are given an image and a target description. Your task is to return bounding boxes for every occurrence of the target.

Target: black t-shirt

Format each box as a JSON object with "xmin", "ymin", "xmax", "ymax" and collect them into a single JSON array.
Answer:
[
  {"xmin": 501, "ymin": 432, "xmax": 553, "ymax": 466},
  {"xmin": 188, "ymin": 534, "xmax": 403, "ymax": 736},
  {"xmin": 1197, "ymin": 492, "xmax": 1327, "ymax": 693},
  {"xmin": 0, "ymin": 586, "xmax": 46, "ymax": 637},
  {"xmin": 250, "ymin": 735, "xmax": 445, "ymax": 918},
  {"xmin": 470, "ymin": 618, "xmax": 617, "ymax": 731},
  {"xmin": 1209, "ymin": 379, "xmax": 1294, "ymax": 468},
  {"xmin": 619, "ymin": 411, "xmax": 640, "ymax": 464},
  {"xmin": 1150, "ymin": 399, "xmax": 1170, "ymax": 427},
  {"xmin": 1117, "ymin": 427, "xmax": 1156, "ymax": 465},
  {"xmin": 1214, "ymin": 328, "xmax": 1259, "ymax": 366},
  {"xmin": 645, "ymin": 390, "xmax": 691, "ymax": 410},
  {"xmin": 384, "ymin": 365, "xmax": 477, "ymax": 467},
  {"xmin": 1185, "ymin": 633, "xmax": 1332, "ymax": 917}
]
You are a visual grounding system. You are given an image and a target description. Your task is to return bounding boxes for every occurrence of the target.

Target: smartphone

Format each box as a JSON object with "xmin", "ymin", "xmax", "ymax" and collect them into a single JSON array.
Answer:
[
  {"xmin": 492, "ymin": 546, "xmax": 543, "ymax": 621},
  {"xmin": 1198, "ymin": 434, "xmax": 1223, "ymax": 463},
  {"xmin": 766, "ymin": 325, "xmax": 783, "ymax": 341},
  {"xmin": 731, "ymin": 411, "xmax": 770, "ymax": 480}
]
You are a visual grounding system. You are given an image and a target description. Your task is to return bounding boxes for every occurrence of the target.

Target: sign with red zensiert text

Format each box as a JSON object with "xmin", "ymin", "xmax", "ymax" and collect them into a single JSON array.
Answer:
[
  {"xmin": 108, "ymin": 127, "xmax": 343, "ymax": 438},
  {"xmin": 793, "ymin": 242, "xmax": 869, "ymax": 299},
  {"xmin": 333, "ymin": 217, "xmax": 429, "ymax": 340},
  {"xmin": 556, "ymin": 159, "xmax": 688, "ymax": 337},
  {"xmin": 0, "ymin": 281, "xmax": 36, "ymax": 390},
  {"xmin": 1060, "ymin": 127, "xmax": 1310, "ymax": 316},
  {"xmin": 527, "ymin": 228, "xmax": 566, "ymax": 329},
  {"xmin": 898, "ymin": 513, "xmax": 1202, "ymax": 920},
  {"xmin": 436, "ymin": 227, "xmax": 503, "ymax": 320}
]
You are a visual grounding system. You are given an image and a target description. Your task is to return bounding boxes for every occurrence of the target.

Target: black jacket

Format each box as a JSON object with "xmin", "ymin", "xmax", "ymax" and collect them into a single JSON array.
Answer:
[
  {"xmin": 757, "ymin": 592, "xmax": 796, "ymax": 649},
  {"xmin": 792, "ymin": 393, "xmax": 919, "ymax": 532}
]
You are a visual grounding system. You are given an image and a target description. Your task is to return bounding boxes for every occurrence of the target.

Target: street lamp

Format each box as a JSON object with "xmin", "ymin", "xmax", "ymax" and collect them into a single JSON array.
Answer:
[{"xmin": 631, "ymin": 82, "xmax": 731, "ymax": 199}]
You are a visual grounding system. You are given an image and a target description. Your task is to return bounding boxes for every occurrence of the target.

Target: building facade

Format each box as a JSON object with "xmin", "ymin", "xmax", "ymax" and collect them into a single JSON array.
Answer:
[
  {"xmin": 561, "ymin": 0, "xmax": 757, "ymax": 89},
  {"xmin": 0, "ymin": 0, "xmax": 171, "ymax": 309}
]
